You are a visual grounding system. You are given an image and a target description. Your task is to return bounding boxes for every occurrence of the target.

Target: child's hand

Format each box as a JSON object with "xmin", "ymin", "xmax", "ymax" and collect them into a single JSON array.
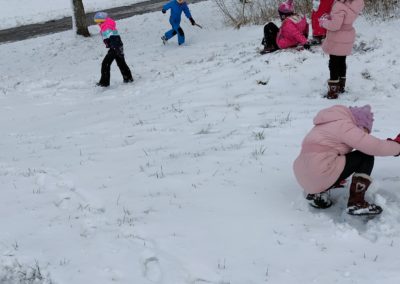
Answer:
[
  {"xmin": 319, "ymin": 13, "xmax": 330, "ymax": 28},
  {"xmin": 189, "ymin": 17, "xmax": 196, "ymax": 26},
  {"xmin": 320, "ymin": 13, "xmax": 331, "ymax": 20},
  {"xmin": 318, "ymin": 17, "xmax": 327, "ymax": 28},
  {"xmin": 103, "ymin": 39, "xmax": 110, "ymax": 48},
  {"xmin": 162, "ymin": 9, "xmax": 166, "ymax": 14}
]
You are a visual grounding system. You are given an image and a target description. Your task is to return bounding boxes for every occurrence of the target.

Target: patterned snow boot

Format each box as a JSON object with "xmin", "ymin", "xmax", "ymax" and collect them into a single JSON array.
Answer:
[
  {"xmin": 326, "ymin": 79, "xmax": 340, "ymax": 99},
  {"xmin": 346, "ymin": 173, "xmax": 383, "ymax": 216},
  {"xmin": 306, "ymin": 190, "xmax": 332, "ymax": 209},
  {"xmin": 338, "ymin": 77, "xmax": 346, "ymax": 93}
]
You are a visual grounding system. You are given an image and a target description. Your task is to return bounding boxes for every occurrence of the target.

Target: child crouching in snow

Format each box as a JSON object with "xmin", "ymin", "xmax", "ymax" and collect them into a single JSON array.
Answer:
[
  {"xmin": 260, "ymin": 0, "xmax": 310, "ymax": 54},
  {"xmin": 94, "ymin": 12, "xmax": 133, "ymax": 87},
  {"xmin": 293, "ymin": 105, "xmax": 400, "ymax": 216},
  {"xmin": 161, "ymin": 0, "xmax": 196, "ymax": 45}
]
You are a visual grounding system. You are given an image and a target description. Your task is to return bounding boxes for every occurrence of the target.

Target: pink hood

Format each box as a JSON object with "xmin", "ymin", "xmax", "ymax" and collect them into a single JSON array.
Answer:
[
  {"xmin": 344, "ymin": 0, "xmax": 364, "ymax": 15},
  {"xmin": 322, "ymin": 0, "xmax": 364, "ymax": 56},
  {"xmin": 100, "ymin": 18, "xmax": 116, "ymax": 32},
  {"xmin": 313, "ymin": 103, "xmax": 356, "ymax": 126}
]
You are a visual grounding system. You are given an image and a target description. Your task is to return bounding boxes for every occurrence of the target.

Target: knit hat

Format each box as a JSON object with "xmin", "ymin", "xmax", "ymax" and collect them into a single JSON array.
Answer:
[
  {"xmin": 94, "ymin": 11, "xmax": 108, "ymax": 23},
  {"xmin": 278, "ymin": 0, "xmax": 294, "ymax": 14},
  {"xmin": 349, "ymin": 105, "xmax": 374, "ymax": 133}
]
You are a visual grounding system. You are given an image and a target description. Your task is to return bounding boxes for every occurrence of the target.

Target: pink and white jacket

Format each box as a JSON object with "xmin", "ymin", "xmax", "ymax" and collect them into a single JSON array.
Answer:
[
  {"xmin": 321, "ymin": 0, "xmax": 364, "ymax": 56},
  {"xmin": 293, "ymin": 105, "xmax": 400, "ymax": 194},
  {"xmin": 276, "ymin": 14, "xmax": 309, "ymax": 49},
  {"xmin": 98, "ymin": 17, "xmax": 122, "ymax": 48}
]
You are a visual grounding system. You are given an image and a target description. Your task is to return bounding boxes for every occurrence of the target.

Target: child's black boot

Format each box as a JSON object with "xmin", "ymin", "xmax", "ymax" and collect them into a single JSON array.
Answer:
[{"xmin": 306, "ymin": 190, "xmax": 332, "ymax": 209}]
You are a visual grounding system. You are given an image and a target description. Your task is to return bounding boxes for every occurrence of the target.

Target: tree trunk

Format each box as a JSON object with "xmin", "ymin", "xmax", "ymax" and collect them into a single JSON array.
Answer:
[{"xmin": 72, "ymin": 0, "xmax": 90, "ymax": 37}]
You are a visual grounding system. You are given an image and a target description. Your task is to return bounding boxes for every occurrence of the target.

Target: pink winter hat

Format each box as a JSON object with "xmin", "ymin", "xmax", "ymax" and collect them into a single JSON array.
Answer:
[
  {"xmin": 278, "ymin": 0, "xmax": 294, "ymax": 14},
  {"xmin": 349, "ymin": 105, "xmax": 374, "ymax": 133}
]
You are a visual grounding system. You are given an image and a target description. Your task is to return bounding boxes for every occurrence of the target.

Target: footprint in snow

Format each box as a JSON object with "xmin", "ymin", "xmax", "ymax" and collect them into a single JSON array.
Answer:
[{"xmin": 143, "ymin": 256, "xmax": 162, "ymax": 283}]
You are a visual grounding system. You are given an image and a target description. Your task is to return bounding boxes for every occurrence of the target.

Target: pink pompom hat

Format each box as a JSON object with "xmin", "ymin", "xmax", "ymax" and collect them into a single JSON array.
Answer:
[
  {"xmin": 278, "ymin": 0, "xmax": 294, "ymax": 14},
  {"xmin": 349, "ymin": 104, "xmax": 374, "ymax": 133}
]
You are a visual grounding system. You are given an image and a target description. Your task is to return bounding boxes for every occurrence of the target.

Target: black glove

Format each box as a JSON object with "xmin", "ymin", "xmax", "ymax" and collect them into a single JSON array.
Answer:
[
  {"xmin": 189, "ymin": 17, "xmax": 195, "ymax": 26},
  {"xmin": 114, "ymin": 46, "xmax": 124, "ymax": 56},
  {"xmin": 162, "ymin": 9, "xmax": 166, "ymax": 14},
  {"xmin": 303, "ymin": 42, "xmax": 310, "ymax": 50},
  {"xmin": 103, "ymin": 38, "xmax": 110, "ymax": 48}
]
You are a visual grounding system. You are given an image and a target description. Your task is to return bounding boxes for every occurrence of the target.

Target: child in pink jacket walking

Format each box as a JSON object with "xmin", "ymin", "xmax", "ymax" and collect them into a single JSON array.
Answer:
[
  {"xmin": 260, "ymin": 0, "xmax": 310, "ymax": 54},
  {"xmin": 94, "ymin": 12, "xmax": 133, "ymax": 87},
  {"xmin": 319, "ymin": 0, "xmax": 364, "ymax": 99},
  {"xmin": 293, "ymin": 105, "xmax": 400, "ymax": 216}
]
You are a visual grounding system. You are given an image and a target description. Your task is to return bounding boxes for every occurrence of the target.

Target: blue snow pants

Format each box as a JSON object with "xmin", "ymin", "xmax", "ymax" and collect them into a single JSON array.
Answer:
[{"xmin": 164, "ymin": 20, "xmax": 185, "ymax": 45}]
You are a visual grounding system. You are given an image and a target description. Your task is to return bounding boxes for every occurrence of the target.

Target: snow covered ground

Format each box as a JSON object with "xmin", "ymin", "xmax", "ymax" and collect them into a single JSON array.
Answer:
[
  {"xmin": 0, "ymin": 0, "xmax": 142, "ymax": 29},
  {"xmin": 1, "ymin": 1, "xmax": 400, "ymax": 283}
]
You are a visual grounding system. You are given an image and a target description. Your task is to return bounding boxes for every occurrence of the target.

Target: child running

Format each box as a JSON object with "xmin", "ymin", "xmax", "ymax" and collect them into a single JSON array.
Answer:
[{"xmin": 161, "ymin": 0, "xmax": 197, "ymax": 45}]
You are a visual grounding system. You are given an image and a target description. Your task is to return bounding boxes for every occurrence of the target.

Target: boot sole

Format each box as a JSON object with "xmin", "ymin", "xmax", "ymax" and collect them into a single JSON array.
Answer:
[
  {"xmin": 309, "ymin": 203, "xmax": 332, "ymax": 209},
  {"xmin": 308, "ymin": 200, "xmax": 333, "ymax": 209},
  {"xmin": 346, "ymin": 208, "xmax": 383, "ymax": 216}
]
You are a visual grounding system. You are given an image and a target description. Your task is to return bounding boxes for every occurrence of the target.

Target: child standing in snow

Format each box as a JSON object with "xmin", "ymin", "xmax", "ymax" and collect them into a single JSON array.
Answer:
[
  {"xmin": 260, "ymin": 0, "xmax": 310, "ymax": 54},
  {"xmin": 293, "ymin": 105, "xmax": 400, "ymax": 216},
  {"xmin": 94, "ymin": 12, "xmax": 133, "ymax": 87},
  {"xmin": 319, "ymin": 0, "xmax": 364, "ymax": 99},
  {"xmin": 161, "ymin": 0, "xmax": 197, "ymax": 45},
  {"xmin": 310, "ymin": 0, "xmax": 335, "ymax": 44}
]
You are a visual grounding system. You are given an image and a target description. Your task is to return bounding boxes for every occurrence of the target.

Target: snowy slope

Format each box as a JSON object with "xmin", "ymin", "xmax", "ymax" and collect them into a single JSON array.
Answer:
[{"xmin": 1, "ymin": 1, "xmax": 400, "ymax": 283}]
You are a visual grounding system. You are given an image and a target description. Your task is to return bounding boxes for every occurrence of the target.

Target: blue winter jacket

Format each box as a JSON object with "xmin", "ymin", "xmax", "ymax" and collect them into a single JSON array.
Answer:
[{"xmin": 163, "ymin": 0, "xmax": 192, "ymax": 25}]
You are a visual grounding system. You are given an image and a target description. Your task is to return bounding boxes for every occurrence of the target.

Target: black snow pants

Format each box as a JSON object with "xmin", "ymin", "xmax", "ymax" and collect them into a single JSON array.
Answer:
[
  {"xmin": 262, "ymin": 22, "xmax": 280, "ymax": 50},
  {"xmin": 331, "ymin": 150, "xmax": 374, "ymax": 187},
  {"xmin": 329, "ymin": 55, "xmax": 346, "ymax": 81},
  {"xmin": 99, "ymin": 47, "xmax": 133, "ymax": 86}
]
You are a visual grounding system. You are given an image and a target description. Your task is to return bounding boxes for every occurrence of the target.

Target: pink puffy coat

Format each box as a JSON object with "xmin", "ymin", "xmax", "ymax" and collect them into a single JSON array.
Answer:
[
  {"xmin": 99, "ymin": 17, "xmax": 119, "ymax": 39},
  {"xmin": 293, "ymin": 105, "xmax": 400, "ymax": 194},
  {"xmin": 276, "ymin": 14, "xmax": 309, "ymax": 49},
  {"xmin": 321, "ymin": 0, "xmax": 364, "ymax": 56}
]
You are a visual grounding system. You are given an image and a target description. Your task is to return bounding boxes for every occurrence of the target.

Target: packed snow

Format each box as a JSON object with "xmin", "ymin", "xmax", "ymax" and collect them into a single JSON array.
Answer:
[{"xmin": 1, "ymin": 1, "xmax": 400, "ymax": 283}]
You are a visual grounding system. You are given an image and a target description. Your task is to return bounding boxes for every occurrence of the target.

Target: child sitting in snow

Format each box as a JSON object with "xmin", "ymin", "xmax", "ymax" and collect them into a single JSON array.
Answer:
[
  {"xmin": 260, "ymin": 0, "xmax": 310, "ymax": 54},
  {"xmin": 293, "ymin": 104, "xmax": 400, "ymax": 216},
  {"xmin": 94, "ymin": 12, "xmax": 133, "ymax": 87},
  {"xmin": 161, "ymin": 0, "xmax": 197, "ymax": 45}
]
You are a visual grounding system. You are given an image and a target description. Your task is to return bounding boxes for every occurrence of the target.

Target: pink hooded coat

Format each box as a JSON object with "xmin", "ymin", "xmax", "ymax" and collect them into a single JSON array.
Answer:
[
  {"xmin": 321, "ymin": 0, "xmax": 364, "ymax": 56},
  {"xmin": 293, "ymin": 105, "xmax": 400, "ymax": 194},
  {"xmin": 276, "ymin": 14, "xmax": 309, "ymax": 49}
]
